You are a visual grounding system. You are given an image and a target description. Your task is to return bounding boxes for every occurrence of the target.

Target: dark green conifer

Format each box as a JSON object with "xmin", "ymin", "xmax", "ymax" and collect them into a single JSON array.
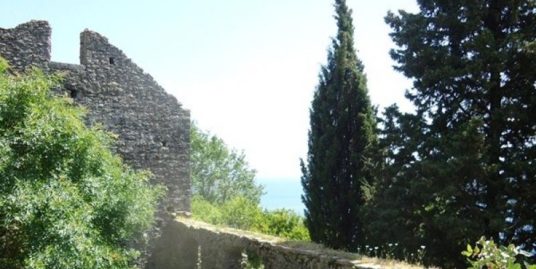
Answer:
[
  {"xmin": 371, "ymin": 1, "xmax": 536, "ymax": 267},
  {"xmin": 301, "ymin": 0, "xmax": 377, "ymax": 251}
]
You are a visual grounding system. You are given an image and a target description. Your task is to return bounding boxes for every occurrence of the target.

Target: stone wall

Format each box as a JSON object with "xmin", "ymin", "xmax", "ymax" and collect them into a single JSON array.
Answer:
[
  {"xmin": 0, "ymin": 21, "xmax": 50, "ymax": 71},
  {"xmin": 157, "ymin": 218, "xmax": 422, "ymax": 269},
  {"xmin": 0, "ymin": 20, "xmax": 190, "ymax": 268}
]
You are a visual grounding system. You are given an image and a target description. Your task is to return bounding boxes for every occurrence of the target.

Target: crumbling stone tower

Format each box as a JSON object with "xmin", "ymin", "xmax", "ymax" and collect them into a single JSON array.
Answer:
[{"xmin": 0, "ymin": 20, "xmax": 191, "ymax": 267}]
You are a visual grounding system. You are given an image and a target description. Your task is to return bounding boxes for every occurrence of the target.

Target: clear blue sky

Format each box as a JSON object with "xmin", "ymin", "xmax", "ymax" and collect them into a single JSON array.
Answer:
[{"xmin": 1, "ymin": 0, "xmax": 418, "ymax": 181}]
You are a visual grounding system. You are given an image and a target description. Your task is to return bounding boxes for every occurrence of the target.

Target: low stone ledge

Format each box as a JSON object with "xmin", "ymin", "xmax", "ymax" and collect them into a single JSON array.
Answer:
[{"xmin": 171, "ymin": 217, "xmax": 423, "ymax": 269}]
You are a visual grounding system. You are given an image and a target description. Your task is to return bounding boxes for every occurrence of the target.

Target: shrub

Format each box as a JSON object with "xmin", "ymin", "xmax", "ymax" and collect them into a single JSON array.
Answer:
[
  {"xmin": 462, "ymin": 237, "xmax": 535, "ymax": 269},
  {"xmin": 0, "ymin": 60, "xmax": 163, "ymax": 269},
  {"xmin": 191, "ymin": 195, "xmax": 224, "ymax": 225},
  {"xmin": 220, "ymin": 196, "xmax": 264, "ymax": 230},
  {"xmin": 191, "ymin": 195, "xmax": 309, "ymax": 241},
  {"xmin": 256, "ymin": 209, "xmax": 310, "ymax": 241},
  {"xmin": 191, "ymin": 195, "xmax": 262, "ymax": 230}
]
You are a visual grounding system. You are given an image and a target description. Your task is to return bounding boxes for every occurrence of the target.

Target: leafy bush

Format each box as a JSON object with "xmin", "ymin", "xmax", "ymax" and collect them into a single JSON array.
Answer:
[
  {"xmin": 0, "ymin": 60, "xmax": 163, "ymax": 269},
  {"xmin": 190, "ymin": 195, "xmax": 224, "ymax": 225},
  {"xmin": 191, "ymin": 195, "xmax": 262, "ymax": 230},
  {"xmin": 191, "ymin": 123, "xmax": 263, "ymax": 204},
  {"xmin": 191, "ymin": 195, "xmax": 309, "ymax": 241},
  {"xmin": 220, "ymin": 196, "xmax": 264, "ymax": 230},
  {"xmin": 462, "ymin": 237, "xmax": 535, "ymax": 269},
  {"xmin": 256, "ymin": 209, "xmax": 310, "ymax": 241}
]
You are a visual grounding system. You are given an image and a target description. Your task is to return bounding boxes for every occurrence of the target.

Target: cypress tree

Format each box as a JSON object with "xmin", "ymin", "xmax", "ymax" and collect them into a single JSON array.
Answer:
[
  {"xmin": 301, "ymin": 0, "xmax": 377, "ymax": 251},
  {"xmin": 376, "ymin": 1, "xmax": 536, "ymax": 267}
]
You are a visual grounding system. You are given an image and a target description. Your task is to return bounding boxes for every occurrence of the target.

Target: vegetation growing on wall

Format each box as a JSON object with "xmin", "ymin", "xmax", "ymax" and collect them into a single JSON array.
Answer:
[{"xmin": 0, "ymin": 59, "xmax": 163, "ymax": 269}]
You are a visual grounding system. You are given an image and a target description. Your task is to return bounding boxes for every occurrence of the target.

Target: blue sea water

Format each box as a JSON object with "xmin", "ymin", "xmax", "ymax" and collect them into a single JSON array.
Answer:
[{"xmin": 257, "ymin": 178, "xmax": 305, "ymax": 216}]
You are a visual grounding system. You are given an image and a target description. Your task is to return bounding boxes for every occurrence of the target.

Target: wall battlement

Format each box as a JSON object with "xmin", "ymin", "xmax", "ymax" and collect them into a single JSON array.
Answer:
[
  {"xmin": 0, "ymin": 20, "xmax": 190, "ymax": 268},
  {"xmin": 0, "ymin": 21, "xmax": 51, "ymax": 70}
]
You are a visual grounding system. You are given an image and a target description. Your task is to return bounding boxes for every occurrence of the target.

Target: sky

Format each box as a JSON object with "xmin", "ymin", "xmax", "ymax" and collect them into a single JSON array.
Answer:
[{"xmin": 1, "ymin": 0, "xmax": 419, "ymax": 181}]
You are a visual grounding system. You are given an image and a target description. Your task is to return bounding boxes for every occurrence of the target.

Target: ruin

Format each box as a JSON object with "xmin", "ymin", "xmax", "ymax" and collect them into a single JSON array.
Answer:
[
  {"xmin": 1, "ymin": 21, "xmax": 418, "ymax": 269},
  {"xmin": 0, "ymin": 20, "xmax": 191, "ymax": 267},
  {"xmin": 0, "ymin": 21, "xmax": 191, "ymax": 213}
]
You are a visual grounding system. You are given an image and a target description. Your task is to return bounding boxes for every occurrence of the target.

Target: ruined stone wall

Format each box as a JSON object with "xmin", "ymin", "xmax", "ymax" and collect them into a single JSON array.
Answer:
[
  {"xmin": 0, "ymin": 21, "xmax": 50, "ymax": 71},
  {"xmin": 0, "ymin": 20, "xmax": 190, "ymax": 212},
  {"xmin": 0, "ymin": 20, "xmax": 190, "ymax": 268},
  {"xmin": 71, "ymin": 29, "xmax": 190, "ymax": 213},
  {"xmin": 158, "ymin": 218, "xmax": 419, "ymax": 269}
]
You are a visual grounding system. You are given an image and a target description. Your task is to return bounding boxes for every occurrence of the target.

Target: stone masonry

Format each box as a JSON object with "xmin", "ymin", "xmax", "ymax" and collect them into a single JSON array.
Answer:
[
  {"xmin": 159, "ymin": 218, "xmax": 423, "ymax": 269},
  {"xmin": 0, "ymin": 21, "xmax": 190, "ymax": 267}
]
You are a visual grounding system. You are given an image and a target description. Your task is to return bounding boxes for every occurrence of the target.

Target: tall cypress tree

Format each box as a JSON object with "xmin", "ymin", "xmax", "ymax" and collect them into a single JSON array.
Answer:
[
  {"xmin": 301, "ymin": 0, "xmax": 377, "ymax": 251},
  {"xmin": 375, "ymin": 1, "xmax": 536, "ymax": 267}
]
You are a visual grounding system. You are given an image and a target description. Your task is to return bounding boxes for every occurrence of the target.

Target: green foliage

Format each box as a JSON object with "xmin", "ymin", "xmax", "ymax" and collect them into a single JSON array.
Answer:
[
  {"xmin": 191, "ymin": 118, "xmax": 307, "ymax": 241},
  {"xmin": 301, "ymin": 0, "xmax": 378, "ymax": 252},
  {"xmin": 526, "ymin": 41, "xmax": 536, "ymax": 53},
  {"xmin": 255, "ymin": 209, "xmax": 310, "ymax": 241},
  {"xmin": 362, "ymin": 1, "xmax": 536, "ymax": 267},
  {"xmin": 462, "ymin": 237, "xmax": 535, "ymax": 269},
  {"xmin": 190, "ymin": 196, "xmax": 224, "ymax": 225},
  {"xmin": 0, "ymin": 60, "xmax": 163, "ymax": 269},
  {"xmin": 191, "ymin": 195, "xmax": 309, "ymax": 241},
  {"xmin": 220, "ymin": 196, "xmax": 264, "ymax": 230},
  {"xmin": 0, "ymin": 57, "xmax": 8, "ymax": 74},
  {"xmin": 191, "ymin": 122, "xmax": 263, "ymax": 204},
  {"xmin": 362, "ymin": 105, "xmax": 425, "ymax": 253},
  {"xmin": 191, "ymin": 195, "xmax": 262, "ymax": 230}
]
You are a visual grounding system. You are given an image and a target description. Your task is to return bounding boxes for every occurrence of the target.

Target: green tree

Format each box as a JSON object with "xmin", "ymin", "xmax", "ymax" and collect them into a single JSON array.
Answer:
[
  {"xmin": 191, "ymin": 122, "xmax": 309, "ymax": 241},
  {"xmin": 362, "ymin": 105, "xmax": 427, "ymax": 256},
  {"xmin": 191, "ymin": 123, "xmax": 263, "ymax": 204},
  {"xmin": 301, "ymin": 0, "xmax": 378, "ymax": 251},
  {"xmin": 0, "ymin": 60, "xmax": 163, "ymax": 269},
  {"xmin": 374, "ymin": 1, "xmax": 536, "ymax": 267}
]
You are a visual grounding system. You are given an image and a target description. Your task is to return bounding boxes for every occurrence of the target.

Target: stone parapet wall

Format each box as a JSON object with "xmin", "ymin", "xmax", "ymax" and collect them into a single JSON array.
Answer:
[{"xmin": 149, "ymin": 218, "xmax": 422, "ymax": 269}]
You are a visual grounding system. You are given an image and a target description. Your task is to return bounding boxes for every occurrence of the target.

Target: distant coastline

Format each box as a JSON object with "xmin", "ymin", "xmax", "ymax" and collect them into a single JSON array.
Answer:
[{"xmin": 257, "ymin": 178, "xmax": 305, "ymax": 216}]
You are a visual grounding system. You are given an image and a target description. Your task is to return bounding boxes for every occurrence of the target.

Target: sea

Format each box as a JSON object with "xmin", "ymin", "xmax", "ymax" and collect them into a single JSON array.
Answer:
[{"xmin": 257, "ymin": 178, "xmax": 305, "ymax": 216}]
